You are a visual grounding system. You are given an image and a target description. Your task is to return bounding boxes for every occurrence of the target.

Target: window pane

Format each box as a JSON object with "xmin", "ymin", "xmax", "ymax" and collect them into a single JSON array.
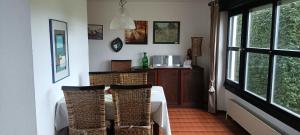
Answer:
[
  {"xmin": 229, "ymin": 14, "xmax": 243, "ymax": 47},
  {"xmin": 227, "ymin": 50, "xmax": 240, "ymax": 82},
  {"xmin": 272, "ymin": 56, "xmax": 300, "ymax": 116},
  {"xmin": 248, "ymin": 5, "xmax": 272, "ymax": 48},
  {"xmin": 245, "ymin": 53, "xmax": 269, "ymax": 99},
  {"xmin": 276, "ymin": 0, "xmax": 300, "ymax": 50}
]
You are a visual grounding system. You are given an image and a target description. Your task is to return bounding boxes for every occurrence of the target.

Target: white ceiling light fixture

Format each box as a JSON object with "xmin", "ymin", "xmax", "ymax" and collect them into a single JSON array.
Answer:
[{"xmin": 110, "ymin": 0, "xmax": 136, "ymax": 30}]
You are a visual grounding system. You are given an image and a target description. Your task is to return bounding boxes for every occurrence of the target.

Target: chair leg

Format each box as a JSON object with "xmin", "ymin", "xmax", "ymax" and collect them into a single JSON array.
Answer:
[
  {"xmin": 153, "ymin": 123, "xmax": 160, "ymax": 135},
  {"xmin": 107, "ymin": 120, "xmax": 114, "ymax": 135}
]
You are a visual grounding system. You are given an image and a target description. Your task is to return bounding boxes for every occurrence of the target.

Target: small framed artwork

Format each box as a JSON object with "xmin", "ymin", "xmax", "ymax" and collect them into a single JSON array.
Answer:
[
  {"xmin": 125, "ymin": 21, "xmax": 148, "ymax": 44},
  {"xmin": 153, "ymin": 21, "xmax": 180, "ymax": 44},
  {"xmin": 88, "ymin": 24, "xmax": 103, "ymax": 40},
  {"xmin": 49, "ymin": 19, "xmax": 70, "ymax": 83},
  {"xmin": 191, "ymin": 37, "xmax": 203, "ymax": 65},
  {"xmin": 191, "ymin": 37, "xmax": 203, "ymax": 56}
]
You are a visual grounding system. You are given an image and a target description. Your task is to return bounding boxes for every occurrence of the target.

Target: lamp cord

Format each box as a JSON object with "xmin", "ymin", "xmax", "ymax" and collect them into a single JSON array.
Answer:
[{"xmin": 119, "ymin": 0, "xmax": 127, "ymax": 8}]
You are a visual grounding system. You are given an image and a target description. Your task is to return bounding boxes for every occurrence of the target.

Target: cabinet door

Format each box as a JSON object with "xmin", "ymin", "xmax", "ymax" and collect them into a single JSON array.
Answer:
[
  {"xmin": 157, "ymin": 69, "xmax": 179, "ymax": 105},
  {"xmin": 147, "ymin": 69, "xmax": 157, "ymax": 85},
  {"xmin": 181, "ymin": 69, "xmax": 203, "ymax": 107}
]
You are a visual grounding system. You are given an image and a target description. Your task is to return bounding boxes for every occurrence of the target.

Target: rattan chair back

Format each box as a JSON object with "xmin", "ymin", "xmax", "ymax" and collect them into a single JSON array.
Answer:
[
  {"xmin": 62, "ymin": 85, "xmax": 107, "ymax": 135},
  {"xmin": 90, "ymin": 72, "xmax": 118, "ymax": 86},
  {"xmin": 111, "ymin": 84, "xmax": 152, "ymax": 135},
  {"xmin": 118, "ymin": 71, "xmax": 147, "ymax": 85}
]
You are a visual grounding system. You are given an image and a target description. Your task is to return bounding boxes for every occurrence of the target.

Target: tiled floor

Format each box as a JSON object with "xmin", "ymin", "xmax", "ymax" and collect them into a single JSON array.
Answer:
[{"xmin": 167, "ymin": 108, "xmax": 249, "ymax": 135}]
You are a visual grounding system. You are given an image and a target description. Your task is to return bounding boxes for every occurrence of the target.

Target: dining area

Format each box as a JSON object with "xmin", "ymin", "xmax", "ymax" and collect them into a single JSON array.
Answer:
[{"xmin": 54, "ymin": 71, "xmax": 172, "ymax": 135}]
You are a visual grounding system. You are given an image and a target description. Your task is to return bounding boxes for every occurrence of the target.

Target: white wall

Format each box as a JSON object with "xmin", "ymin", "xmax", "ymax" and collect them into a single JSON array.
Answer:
[
  {"xmin": 216, "ymin": 12, "xmax": 300, "ymax": 135},
  {"xmin": 87, "ymin": 0, "xmax": 211, "ymax": 73},
  {"xmin": 0, "ymin": 0, "xmax": 37, "ymax": 135},
  {"xmin": 30, "ymin": 0, "xmax": 89, "ymax": 135}
]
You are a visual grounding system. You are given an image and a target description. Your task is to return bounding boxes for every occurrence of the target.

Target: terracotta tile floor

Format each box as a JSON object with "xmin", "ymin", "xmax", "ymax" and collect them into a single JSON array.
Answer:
[{"xmin": 166, "ymin": 108, "xmax": 249, "ymax": 135}]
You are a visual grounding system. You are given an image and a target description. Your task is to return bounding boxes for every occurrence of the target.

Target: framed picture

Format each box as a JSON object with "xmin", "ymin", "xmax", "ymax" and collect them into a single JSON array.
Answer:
[
  {"xmin": 125, "ymin": 21, "xmax": 148, "ymax": 44},
  {"xmin": 191, "ymin": 37, "xmax": 203, "ymax": 65},
  {"xmin": 191, "ymin": 37, "xmax": 203, "ymax": 56},
  {"xmin": 88, "ymin": 24, "xmax": 103, "ymax": 40},
  {"xmin": 49, "ymin": 19, "xmax": 70, "ymax": 83},
  {"xmin": 153, "ymin": 21, "xmax": 180, "ymax": 44}
]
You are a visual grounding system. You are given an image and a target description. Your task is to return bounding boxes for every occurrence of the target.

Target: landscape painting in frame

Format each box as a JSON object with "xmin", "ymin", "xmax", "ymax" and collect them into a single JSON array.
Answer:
[
  {"xmin": 88, "ymin": 24, "xmax": 103, "ymax": 40},
  {"xmin": 153, "ymin": 21, "xmax": 180, "ymax": 44},
  {"xmin": 49, "ymin": 19, "xmax": 70, "ymax": 83},
  {"xmin": 125, "ymin": 21, "xmax": 148, "ymax": 44}
]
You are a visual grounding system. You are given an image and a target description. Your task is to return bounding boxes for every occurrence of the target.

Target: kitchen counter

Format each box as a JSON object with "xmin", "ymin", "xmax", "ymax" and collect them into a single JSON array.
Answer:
[{"xmin": 131, "ymin": 66, "xmax": 192, "ymax": 71}]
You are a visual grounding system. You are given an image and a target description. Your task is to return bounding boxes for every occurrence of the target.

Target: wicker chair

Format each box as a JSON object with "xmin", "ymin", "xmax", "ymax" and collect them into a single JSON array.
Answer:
[
  {"xmin": 111, "ymin": 84, "xmax": 152, "ymax": 135},
  {"xmin": 62, "ymin": 85, "xmax": 107, "ymax": 135},
  {"xmin": 118, "ymin": 71, "xmax": 148, "ymax": 85},
  {"xmin": 89, "ymin": 72, "xmax": 118, "ymax": 86}
]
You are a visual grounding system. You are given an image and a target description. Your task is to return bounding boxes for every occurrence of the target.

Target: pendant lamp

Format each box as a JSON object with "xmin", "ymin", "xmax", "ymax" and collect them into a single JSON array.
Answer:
[{"xmin": 110, "ymin": 0, "xmax": 136, "ymax": 30}]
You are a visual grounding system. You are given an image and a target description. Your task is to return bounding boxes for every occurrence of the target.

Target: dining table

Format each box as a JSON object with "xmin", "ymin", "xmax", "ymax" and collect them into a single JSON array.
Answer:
[{"xmin": 54, "ymin": 86, "xmax": 172, "ymax": 135}]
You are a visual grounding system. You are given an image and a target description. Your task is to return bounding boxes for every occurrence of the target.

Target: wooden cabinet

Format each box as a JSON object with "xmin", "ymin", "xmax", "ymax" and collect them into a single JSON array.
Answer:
[
  {"xmin": 181, "ymin": 68, "xmax": 203, "ymax": 107},
  {"xmin": 157, "ymin": 69, "xmax": 180, "ymax": 105},
  {"xmin": 132, "ymin": 66, "xmax": 204, "ymax": 107},
  {"xmin": 147, "ymin": 69, "xmax": 157, "ymax": 85}
]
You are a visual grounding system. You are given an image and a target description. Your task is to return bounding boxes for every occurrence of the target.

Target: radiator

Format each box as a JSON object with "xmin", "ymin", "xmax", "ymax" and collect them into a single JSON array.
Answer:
[{"xmin": 226, "ymin": 99, "xmax": 281, "ymax": 135}]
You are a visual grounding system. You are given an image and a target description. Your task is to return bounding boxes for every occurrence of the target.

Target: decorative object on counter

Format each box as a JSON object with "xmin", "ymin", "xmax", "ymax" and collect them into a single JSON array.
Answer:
[
  {"xmin": 111, "ymin": 37, "xmax": 123, "ymax": 52},
  {"xmin": 187, "ymin": 48, "xmax": 192, "ymax": 60},
  {"xmin": 49, "ymin": 19, "xmax": 70, "ymax": 83},
  {"xmin": 153, "ymin": 21, "xmax": 180, "ymax": 44},
  {"xmin": 110, "ymin": 0, "xmax": 136, "ymax": 30},
  {"xmin": 183, "ymin": 60, "xmax": 192, "ymax": 68},
  {"xmin": 151, "ymin": 55, "xmax": 181, "ymax": 67},
  {"xmin": 111, "ymin": 60, "xmax": 132, "ymax": 72},
  {"xmin": 142, "ymin": 52, "xmax": 149, "ymax": 69},
  {"xmin": 88, "ymin": 24, "xmax": 103, "ymax": 40},
  {"xmin": 191, "ymin": 37, "xmax": 203, "ymax": 65},
  {"xmin": 125, "ymin": 21, "xmax": 148, "ymax": 44},
  {"xmin": 183, "ymin": 49, "xmax": 192, "ymax": 68}
]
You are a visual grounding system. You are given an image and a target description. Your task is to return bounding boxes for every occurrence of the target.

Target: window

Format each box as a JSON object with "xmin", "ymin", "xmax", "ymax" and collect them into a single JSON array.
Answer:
[
  {"xmin": 271, "ymin": 0, "xmax": 300, "ymax": 117},
  {"xmin": 276, "ymin": 0, "xmax": 300, "ymax": 50},
  {"xmin": 272, "ymin": 56, "xmax": 300, "ymax": 117},
  {"xmin": 247, "ymin": 5, "xmax": 273, "ymax": 49},
  {"xmin": 245, "ymin": 5, "xmax": 272, "ymax": 99},
  {"xmin": 245, "ymin": 53, "xmax": 269, "ymax": 99},
  {"xmin": 225, "ymin": 0, "xmax": 300, "ymax": 131},
  {"xmin": 227, "ymin": 51, "xmax": 240, "ymax": 82},
  {"xmin": 227, "ymin": 14, "xmax": 242, "ymax": 83}
]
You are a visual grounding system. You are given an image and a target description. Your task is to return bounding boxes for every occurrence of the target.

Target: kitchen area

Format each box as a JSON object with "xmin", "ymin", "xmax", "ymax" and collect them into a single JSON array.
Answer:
[
  {"xmin": 90, "ymin": 55, "xmax": 206, "ymax": 108},
  {"xmin": 87, "ymin": 0, "xmax": 211, "ymax": 108},
  {"xmin": 135, "ymin": 55, "xmax": 205, "ymax": 107}
]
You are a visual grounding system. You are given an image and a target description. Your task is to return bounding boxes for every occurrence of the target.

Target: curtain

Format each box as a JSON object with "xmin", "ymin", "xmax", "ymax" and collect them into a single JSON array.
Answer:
[{"xmin": 208, "ymin": 0, "xmax": 220, "ymax": 113}]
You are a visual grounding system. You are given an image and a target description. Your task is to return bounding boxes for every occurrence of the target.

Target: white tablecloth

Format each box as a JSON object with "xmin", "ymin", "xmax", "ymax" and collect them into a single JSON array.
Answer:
[{"xmin": 54, "ymin": 86, "xmax": 171, "ymax": 135}]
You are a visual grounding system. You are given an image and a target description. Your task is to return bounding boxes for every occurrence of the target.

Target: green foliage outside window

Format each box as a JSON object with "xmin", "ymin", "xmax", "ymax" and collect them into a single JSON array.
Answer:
[{"xmin": 246, "ymin": 1, "xmax": 300, "ymax": 115}]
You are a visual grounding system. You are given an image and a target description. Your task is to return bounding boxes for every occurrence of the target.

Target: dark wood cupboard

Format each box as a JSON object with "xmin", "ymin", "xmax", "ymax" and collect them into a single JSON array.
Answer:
[
  {"xmin": 147, "ymin": 69, "xmax": 157, "ymax": 86},
  {"xmin": 146, "ymin": 67, "xmax": 204, "ymax": 107},
  {"xmin": 157, "ymin": 69, "xmax": 180, "ymax": 105},
  {"xmin": 181, "ymin": 68, "xmax": 204, "ymax": 107}
]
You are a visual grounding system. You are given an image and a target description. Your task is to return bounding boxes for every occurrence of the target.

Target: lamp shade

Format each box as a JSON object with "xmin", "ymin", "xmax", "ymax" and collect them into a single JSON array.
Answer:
[{"xmin": 110, "ymin": 8, "xmax": 136, "ymax": 30}]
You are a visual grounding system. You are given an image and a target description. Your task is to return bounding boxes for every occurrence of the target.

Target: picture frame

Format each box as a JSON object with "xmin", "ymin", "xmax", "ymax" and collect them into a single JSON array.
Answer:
[
  {"xmin": 153, "ymin": 21, "xmax": 180, "ymax": 44},
  {"xmin": 88, "ymin": 24, "xmax": 103, "ymax": 40},
  {"xmin": 125, "ymin": 21, "xmax": 148, "ymax": 44},
  {"xmin": 191, "ymin": 37, "xmax": 203, "ymax": 56},
  {"xmin": 49, "ymin": 19, "xmax": 70, "ymax": 83},
  {"xmin": 191, "ymin": 37, "xmax": 203, "ymax": 65}
]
